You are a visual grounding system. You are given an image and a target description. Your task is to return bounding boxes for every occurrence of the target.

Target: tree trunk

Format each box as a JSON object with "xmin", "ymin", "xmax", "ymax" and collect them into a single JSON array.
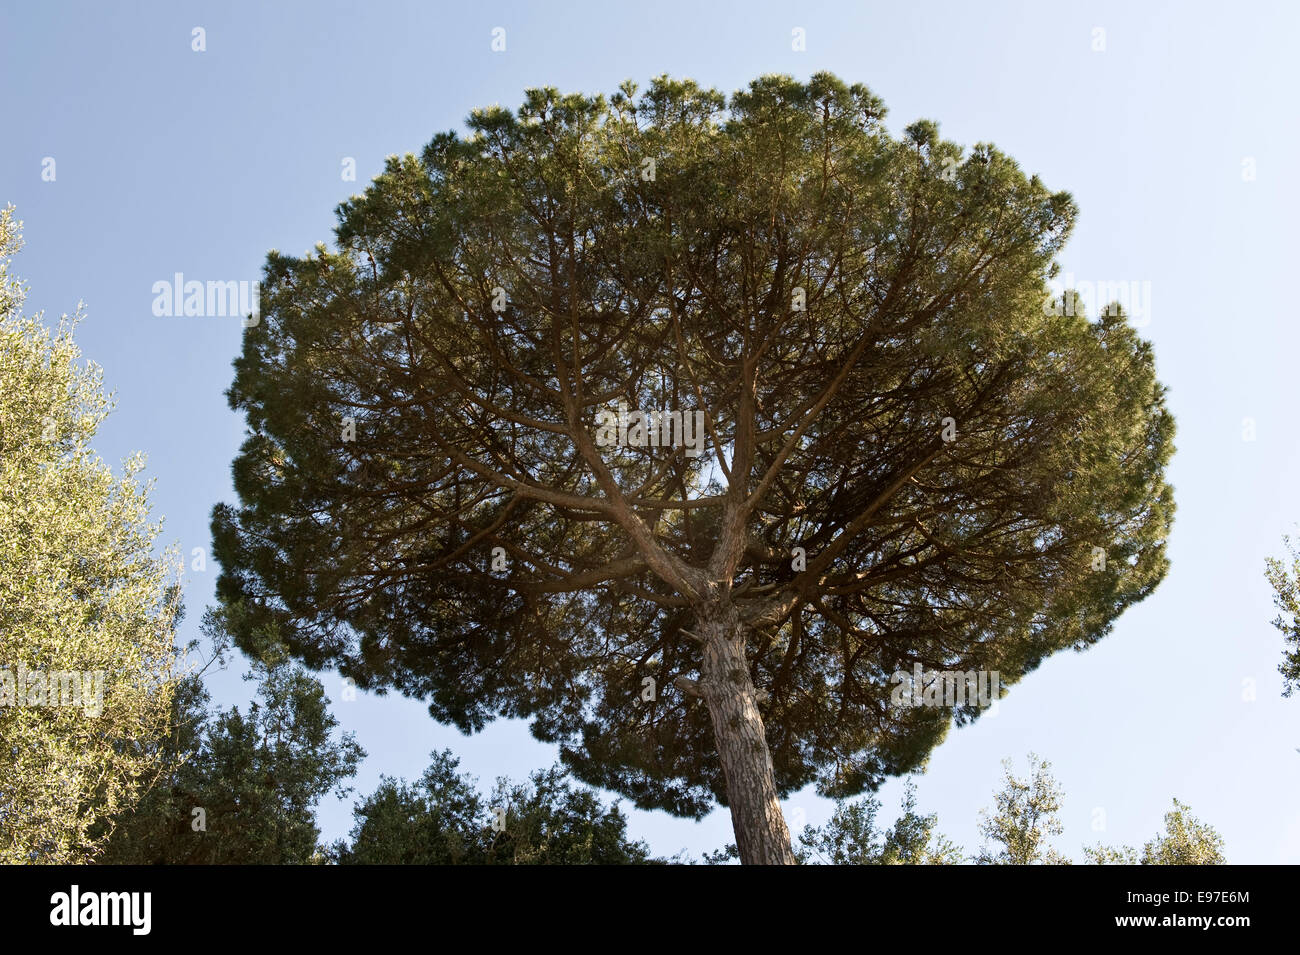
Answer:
[{"xmin": 696, "ymin": 606, "xmax": 796, "ymax": 865}]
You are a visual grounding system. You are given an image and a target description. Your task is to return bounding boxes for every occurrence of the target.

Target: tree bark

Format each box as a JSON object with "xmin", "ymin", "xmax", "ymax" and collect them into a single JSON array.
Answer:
[{"xmin": 695, "ymin": 606, "xmax": 796, "ymax": 865}]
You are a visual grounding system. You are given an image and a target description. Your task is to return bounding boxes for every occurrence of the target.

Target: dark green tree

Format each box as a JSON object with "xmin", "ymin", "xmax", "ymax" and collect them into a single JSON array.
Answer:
[
  {"xmin": 212, "ymin": 73, "xmax": 1175, "ymax": 864},
  {"xmin": 334, "ymin": 749, "xmax": 657, "ymax": 864},
  {"xmin": 99, "ymin": 612, "xmax": 364, "ymax": 864}
]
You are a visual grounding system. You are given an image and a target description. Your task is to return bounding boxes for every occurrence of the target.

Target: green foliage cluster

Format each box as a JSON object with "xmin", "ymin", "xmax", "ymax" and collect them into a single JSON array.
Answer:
[
  {"xmin": 793, "ymin": 754, "xmax": 1226, "ymax": 866},
  {"xmin": 0, "ymin": 209, "xmax": 181, "ymax": 863},
  {"xmin": 333, "ymin": 749, "xmax": 658, "ymax": 865},
  {"xmin": 99, "ymin": 612, "xmax": 364, "ymax": 864}
]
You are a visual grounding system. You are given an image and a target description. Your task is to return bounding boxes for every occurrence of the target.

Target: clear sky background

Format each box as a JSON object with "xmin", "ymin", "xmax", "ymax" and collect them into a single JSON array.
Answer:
[{"xmin": 3, "ymin": 0, "xmax": 1298, "ymax": 863}]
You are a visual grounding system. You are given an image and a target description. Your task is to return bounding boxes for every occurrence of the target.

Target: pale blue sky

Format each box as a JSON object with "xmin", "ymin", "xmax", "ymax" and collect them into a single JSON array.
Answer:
[{"xmin": 3, "ymin": 0, "xmax": 1297, "ymax": 862}]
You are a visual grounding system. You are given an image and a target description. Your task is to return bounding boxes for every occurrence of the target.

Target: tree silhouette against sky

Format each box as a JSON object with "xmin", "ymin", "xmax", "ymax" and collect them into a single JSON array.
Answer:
[{"xmin": 213, "ymin": 73, "xmax": 1174, "ymax": 864}]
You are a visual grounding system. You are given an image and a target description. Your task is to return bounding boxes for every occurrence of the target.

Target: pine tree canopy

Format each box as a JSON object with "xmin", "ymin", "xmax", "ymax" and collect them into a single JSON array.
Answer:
[{"xmin": 212, "ymin": 72, "xmax": 1175, "ymax": 863}]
